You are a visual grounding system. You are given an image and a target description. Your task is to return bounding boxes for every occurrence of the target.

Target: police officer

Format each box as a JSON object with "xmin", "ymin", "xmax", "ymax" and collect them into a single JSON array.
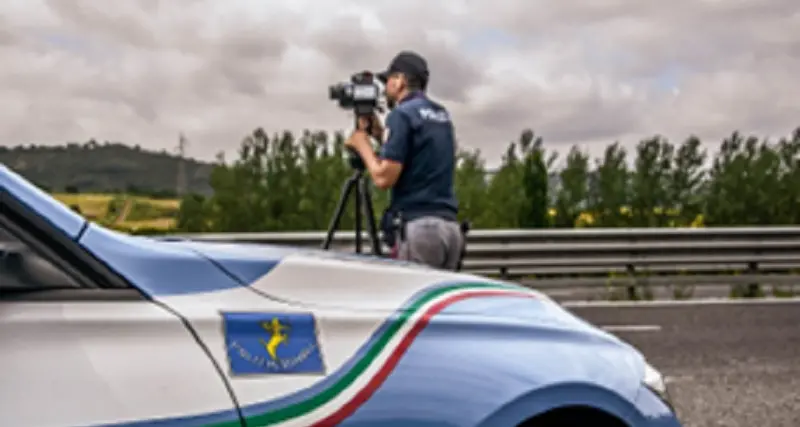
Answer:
[{"xmin": 344, "ymin": 50, "xmax": 465, "ymax": 270}]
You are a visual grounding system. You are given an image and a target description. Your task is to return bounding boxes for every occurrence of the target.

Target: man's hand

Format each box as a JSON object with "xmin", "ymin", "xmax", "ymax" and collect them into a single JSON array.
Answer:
[
  {"xmin": 357, "ymin": 115, "xmax": 384, "ymax": 141},
  {"xmin": 344, "ymin": 114, "xmax": 383, "ymax": 155},
  {"xmin": 344, "ymin": 128, "xmax": 371, "ymax": 153},
  {"xmin": 345, "ymin": 114, "xmax": 402, "ymax": 190}
]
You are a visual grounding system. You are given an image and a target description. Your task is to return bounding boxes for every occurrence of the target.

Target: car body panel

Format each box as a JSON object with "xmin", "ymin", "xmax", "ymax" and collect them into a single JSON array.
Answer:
[
  {"xmin": 155, "ymin": 238, "xmax": 295, "ymax": 286},
  {"xmin": 0, "ymin": 164, "xmax": 682, "ymax": 427},
  {"xmin": 82, "ymin": 229, "xmax": 649, "ymax": 427},
  {"xmin": 0, "ymin": 301, "xmax": 240, "ymax": 427},
  {"xmin": 78, "ymin": 224, "xmax": 252, "ymax": 296},
  {"xmin": 632, "ymin": 387, "xmax": 684, "ymax": 427},
  {"xmin": 331, "ymin": 295, "xmax": 646, "ymax": 427}
]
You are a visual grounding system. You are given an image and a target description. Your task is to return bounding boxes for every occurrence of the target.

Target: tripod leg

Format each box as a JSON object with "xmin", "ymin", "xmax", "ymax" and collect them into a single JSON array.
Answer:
[
  {"xmin": 322, "ymin": 174, "xmax": 359, "ymax": 250},
  {"xmin": 360, "ymin": 180, "xmax": 382, "ymax": 256},
  {"xmin": 354, "ymin": 178, "xmax": 362, "ymax": 254}
]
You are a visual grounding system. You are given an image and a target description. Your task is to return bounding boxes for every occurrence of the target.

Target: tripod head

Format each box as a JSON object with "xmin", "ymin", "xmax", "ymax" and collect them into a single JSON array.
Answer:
[{"xmin": 347, "ymin": 149, "xmax": 366, "ymax": 171}]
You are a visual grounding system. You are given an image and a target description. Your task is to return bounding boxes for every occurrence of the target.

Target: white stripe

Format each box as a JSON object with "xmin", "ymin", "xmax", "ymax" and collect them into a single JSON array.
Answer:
[
  {"xmin": 601, "ymin": 325, "xmax": 661, "ymax": 332},
  {"xmin": 665, "ymin": 375, "xmax": 693, "ymax": 384},
  {"xmin": 280, "ymin": 286, "xmax": 528, "ymax": 426},
  {"xmin": 561, "ymin": 296, "xmax": 800, "ymax": 308}
]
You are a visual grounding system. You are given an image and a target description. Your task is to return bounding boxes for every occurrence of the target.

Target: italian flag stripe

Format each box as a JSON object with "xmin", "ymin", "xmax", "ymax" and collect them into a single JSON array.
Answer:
[{"xmin": 236, "ymin": 282, "xmax": 535, "ymax": 427}]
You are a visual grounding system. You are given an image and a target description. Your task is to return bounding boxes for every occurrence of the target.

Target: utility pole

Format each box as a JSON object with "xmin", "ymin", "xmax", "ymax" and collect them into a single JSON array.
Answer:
[{"xmin": 176, "ymin": 133, "xmax": 188, "ymax": 197}]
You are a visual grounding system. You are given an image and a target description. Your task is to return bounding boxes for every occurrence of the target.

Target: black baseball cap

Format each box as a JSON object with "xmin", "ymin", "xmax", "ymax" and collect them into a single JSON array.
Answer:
[{"xmin": 377, "ymin": 51, "xmax": 429, "ymax": 85}]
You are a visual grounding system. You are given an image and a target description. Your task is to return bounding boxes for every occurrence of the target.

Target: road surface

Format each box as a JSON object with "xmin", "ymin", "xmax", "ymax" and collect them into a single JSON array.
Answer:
[{"xmin": 565, "ymin": 298, "xmax": 800, "ymax": 427}]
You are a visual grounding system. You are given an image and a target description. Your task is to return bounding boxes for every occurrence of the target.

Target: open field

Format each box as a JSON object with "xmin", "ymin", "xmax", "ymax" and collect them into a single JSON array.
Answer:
[
  {"xmin": 53, "ymin": 193, "xmax": 114, "ymax": 219},
  {"xmin": 50, "ymin": 192, "xmax": 706, "ymax": 233},
  {"xmin": 52, "ymin": 193, "xmax": 180, "ymax": 231}
]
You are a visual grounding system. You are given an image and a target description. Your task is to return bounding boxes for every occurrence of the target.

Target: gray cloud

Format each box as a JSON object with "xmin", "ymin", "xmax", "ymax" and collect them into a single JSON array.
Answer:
[
  {"xmin": 45, "ymin": 0, "xmax": 159, "ymax": 49},
  {"xmin": 0, "ymin": 15, "xmax": 14, "ymax": 46},
  {"xmin": 0, "ymin": 0, "xmax": 798, "ymax": 167}
]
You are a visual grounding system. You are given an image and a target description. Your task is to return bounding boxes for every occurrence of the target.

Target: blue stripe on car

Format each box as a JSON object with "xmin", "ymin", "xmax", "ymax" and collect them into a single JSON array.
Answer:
[
  {"xmin": 78, "ymin": 224, "xmax": 277, "ymax": 297},
  {"xmin": 0, "ymin": 164, "xmax": 86, "ymax": 239}
]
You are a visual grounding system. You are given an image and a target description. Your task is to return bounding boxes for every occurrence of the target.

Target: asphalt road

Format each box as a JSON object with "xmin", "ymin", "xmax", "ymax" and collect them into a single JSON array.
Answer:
[
  {"xmin": 564, "ymin": 299, "xmax": 800, "ymax": 427},
  {"xmin": 538, "ymin": 283, "xmax": 798, "ymax": 303}
]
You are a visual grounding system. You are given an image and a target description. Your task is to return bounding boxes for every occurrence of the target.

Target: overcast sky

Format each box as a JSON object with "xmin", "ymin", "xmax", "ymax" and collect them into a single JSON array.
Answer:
[{"xmin": 1, "ymin": 0, "xmax": 798, "ymax": 168}]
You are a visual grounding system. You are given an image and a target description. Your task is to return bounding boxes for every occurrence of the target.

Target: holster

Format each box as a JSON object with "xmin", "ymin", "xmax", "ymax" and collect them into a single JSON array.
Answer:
[
  {"xmin": 395, "ymin": 213, "xmax": 406, "ymax": 237},
  {"xmin": 380, "ymin": 209, "xmax": 406, "ymax": 250}
]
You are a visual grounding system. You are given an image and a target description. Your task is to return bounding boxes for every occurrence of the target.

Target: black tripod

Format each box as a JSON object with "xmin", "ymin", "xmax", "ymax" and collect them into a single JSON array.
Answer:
[{"xmin": 321, "ymin": 166, "xmax": 382, "ymax": 256}]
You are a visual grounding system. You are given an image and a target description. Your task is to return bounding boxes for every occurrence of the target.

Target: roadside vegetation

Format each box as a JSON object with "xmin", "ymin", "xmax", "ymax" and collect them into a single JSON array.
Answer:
[{"xmin": 9, "ymin": 125, "xmax": 799, "ymax": 301}]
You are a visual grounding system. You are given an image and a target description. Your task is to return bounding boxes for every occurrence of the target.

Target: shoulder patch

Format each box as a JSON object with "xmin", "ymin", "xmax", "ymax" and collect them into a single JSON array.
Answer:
[
  {"xmin": 418, "ymin": 107, "xmax": 450, "ymax": 123},
  {"xmin": 222, "ymin": 311, "xmax": 326, "ymax": 376}
]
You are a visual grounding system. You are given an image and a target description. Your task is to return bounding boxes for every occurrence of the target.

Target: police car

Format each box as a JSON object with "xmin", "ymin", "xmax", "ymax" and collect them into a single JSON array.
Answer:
[{"xmin": 0, "ymin": 164, "xmax": 682, "ymax": 427}]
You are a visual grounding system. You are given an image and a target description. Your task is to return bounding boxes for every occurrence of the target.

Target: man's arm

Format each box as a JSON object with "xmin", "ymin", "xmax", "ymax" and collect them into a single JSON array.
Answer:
[{"xmin": 352, "ymin": 111, "xmax": 410, "ymax": 190}]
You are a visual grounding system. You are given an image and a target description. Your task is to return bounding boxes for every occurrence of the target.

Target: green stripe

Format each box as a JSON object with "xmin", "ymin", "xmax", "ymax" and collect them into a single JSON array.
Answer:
[{"xmin": 212, "ymin": 282, "xmax": 518, "ymax": 427}]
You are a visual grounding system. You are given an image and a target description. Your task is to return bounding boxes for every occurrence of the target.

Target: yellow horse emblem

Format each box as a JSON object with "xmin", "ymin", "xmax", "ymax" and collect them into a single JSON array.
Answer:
[{"xmin": 260, "ymin": 318, "xmax": 290, "ymax": 361}]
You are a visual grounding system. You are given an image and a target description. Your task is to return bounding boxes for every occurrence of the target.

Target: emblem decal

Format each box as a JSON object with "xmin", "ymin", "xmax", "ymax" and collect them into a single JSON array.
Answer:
[{"xmin": 222, "ymin": 312, "xmax": 325, "ymax": 376}]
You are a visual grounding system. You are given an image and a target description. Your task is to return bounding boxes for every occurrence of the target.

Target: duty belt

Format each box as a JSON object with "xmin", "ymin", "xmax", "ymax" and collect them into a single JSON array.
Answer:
[{"xmin": 392, "ymin": 212, "xmax": 407, "ymax": 244}]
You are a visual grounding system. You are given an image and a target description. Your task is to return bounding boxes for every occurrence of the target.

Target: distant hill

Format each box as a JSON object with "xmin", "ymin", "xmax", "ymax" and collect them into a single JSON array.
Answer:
[{"xmin": 0, "ymin": 141, "xmax": 214, "ymax": 196}]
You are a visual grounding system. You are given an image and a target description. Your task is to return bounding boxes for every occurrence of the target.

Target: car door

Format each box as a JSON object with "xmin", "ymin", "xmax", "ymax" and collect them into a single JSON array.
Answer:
[{"xmin": 0, "ymin": 191, "xmax": 243, "ymax": 427}]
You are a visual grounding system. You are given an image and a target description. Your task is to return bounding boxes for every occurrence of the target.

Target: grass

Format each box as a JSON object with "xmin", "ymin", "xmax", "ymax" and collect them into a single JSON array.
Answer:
[
  {"xmin": 52, "ymin": 193, "xmax": 180, "ymax": 230},
  {"xmin": 120, "ymin": 217, "xmax": 177, "ymax": 230},
  {"xmin": 53, "ymin": 193, "xmax": 113, "ymax": 220}
]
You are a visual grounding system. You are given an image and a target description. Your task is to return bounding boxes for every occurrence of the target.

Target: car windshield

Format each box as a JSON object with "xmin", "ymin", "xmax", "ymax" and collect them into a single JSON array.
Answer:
[
  {"xmin": 0, "ymin": 227, "xmax": 14, "ymax": 242},
  {"xmin": 0, "ymin": 226, "xmax": 80, "ymax": 292}
]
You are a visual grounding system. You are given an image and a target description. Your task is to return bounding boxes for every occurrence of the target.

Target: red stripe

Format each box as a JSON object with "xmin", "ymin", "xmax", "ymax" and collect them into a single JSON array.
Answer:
[{"xmin": 311, "ymin": 289, "xmax": 535, "ymax": 427}]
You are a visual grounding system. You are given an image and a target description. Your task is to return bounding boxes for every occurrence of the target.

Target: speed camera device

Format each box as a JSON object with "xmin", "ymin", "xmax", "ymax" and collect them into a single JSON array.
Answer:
[{"xmin": 328, "ymin": 71, "xmax": 383, "ymax": 116}]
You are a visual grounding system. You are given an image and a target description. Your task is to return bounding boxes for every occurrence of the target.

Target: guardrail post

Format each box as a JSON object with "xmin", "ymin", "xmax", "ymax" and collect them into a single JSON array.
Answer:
[
  {"xmin": 626, "ymin": 264, "xmax": 637, "ymax": 300},
  {"xmin": 745, "ymin": 261, "xmax": 761, "ymax": 298},
  {"xmin": 499, "ymin": 235, "xmax": 510, "ymax": 280}
]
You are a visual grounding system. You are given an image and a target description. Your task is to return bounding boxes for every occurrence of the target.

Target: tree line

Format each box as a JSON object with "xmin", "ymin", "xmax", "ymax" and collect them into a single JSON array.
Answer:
[
  {"xmin": 174, "ymin": 126, "xmax": 800, "ymax": 233},
  {"xmin": 0, "ymin": 141, "xmax": 214, "ymax": 196}
]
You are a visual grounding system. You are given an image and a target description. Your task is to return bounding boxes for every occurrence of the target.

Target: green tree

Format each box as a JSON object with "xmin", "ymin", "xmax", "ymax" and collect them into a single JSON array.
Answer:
[
  {"xmin": 454, "ymin": 147, "xmax": 491, "ymax": 227},
  {"xmin": 553, "ymin": 146, "xmax": 589, "ymax": 228},
  {"xmin": 206, "ymin": 128, "xmax": 272, "ymax": 232},
  {"xmin": 704, "ymin": 132, "xmax": 782, "ymax": 226},
  {"xmin": 668, "ymin": 136, "xmax": 707, "ymax": 226},
  {"xmin": 587, "ymin": 142, "xmax": 630, "ymax": 227},
  {"xmin": 775, "ymin": 129, "xmax": 800, "ymax": 224},
  {"xmin": 484, "ymin": 142, "xmax": 526, "ymax": 228},
  {"xmin": 518, "ymin": 130, "xmax": 551, "ymax": 228},
  {"xmin": 176, "ymin": 194, "xmax": 211, "ymax": 232},
  {"xmin": 630, "ymin": 136, "xmax": 673, "ymax": 227}
]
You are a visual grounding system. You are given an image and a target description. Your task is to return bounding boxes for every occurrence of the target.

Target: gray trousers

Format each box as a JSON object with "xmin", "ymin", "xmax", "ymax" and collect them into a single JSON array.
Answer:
[{"xmin": 395, "ymin": 216, "xmax": 465, "ymax": 271}]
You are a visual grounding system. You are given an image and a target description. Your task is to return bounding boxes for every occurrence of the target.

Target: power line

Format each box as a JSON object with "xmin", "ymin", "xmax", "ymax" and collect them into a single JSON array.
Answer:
[{"xmin": 176, "ymin": 132, "xmax": 188, "ymax": 196}]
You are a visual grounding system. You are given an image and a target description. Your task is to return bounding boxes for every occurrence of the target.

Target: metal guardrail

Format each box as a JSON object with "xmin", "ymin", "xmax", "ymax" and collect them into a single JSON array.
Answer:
[{"xmin": 168, "ymin": 227, "xmax": 800, "ymax": 290}]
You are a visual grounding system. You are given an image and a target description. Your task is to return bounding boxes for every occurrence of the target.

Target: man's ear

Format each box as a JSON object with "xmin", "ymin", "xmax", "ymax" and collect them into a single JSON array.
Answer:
[{"xmin": 395, "ymin": 74, "xmax": 407, "ymax": 92}]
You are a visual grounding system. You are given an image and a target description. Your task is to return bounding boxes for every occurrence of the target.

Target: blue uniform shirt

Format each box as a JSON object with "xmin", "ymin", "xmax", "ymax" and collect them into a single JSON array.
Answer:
[{"xmin": 379, "ymin": 91, "xmax": 459, "ymax": 225}]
